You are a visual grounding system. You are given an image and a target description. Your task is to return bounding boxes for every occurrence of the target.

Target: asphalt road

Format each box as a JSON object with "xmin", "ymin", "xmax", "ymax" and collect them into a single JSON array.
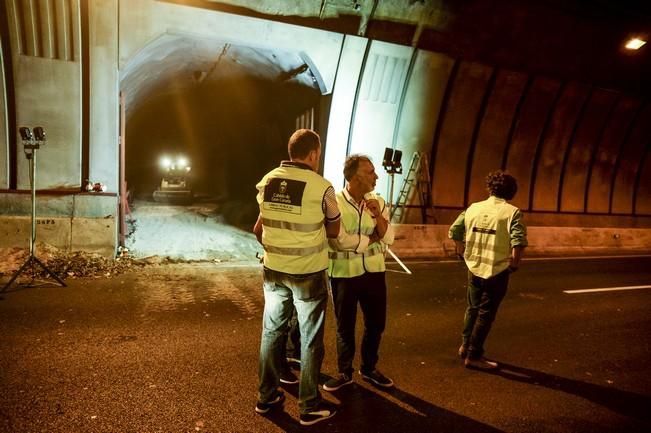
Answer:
[{"xmin": 1, "ymin": 256, "xmax": 650, "ymax": 433}]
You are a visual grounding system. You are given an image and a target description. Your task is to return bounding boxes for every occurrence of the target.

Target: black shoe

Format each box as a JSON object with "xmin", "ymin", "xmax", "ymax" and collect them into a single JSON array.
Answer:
[
  {"xmin": 286, "ymin": 357, "xmax": 301, "ymax": 370},
  {"xmin": 322, "ymin": 373, "xmax": 353, "ymax": 392},
  {"xmin": 299, "ymin": 401, "xmax": 337, "ymax": 426},
  {"xmin": 360, "ymin": 369, "xmax": 394, "ymax": 388},
  {"xmin": 280, "ymin": 369, "xmax": 299, "ymax": 384},
  {"xmin": 255, "ymin": 390, "xmax": 285, "ymax": 414}
]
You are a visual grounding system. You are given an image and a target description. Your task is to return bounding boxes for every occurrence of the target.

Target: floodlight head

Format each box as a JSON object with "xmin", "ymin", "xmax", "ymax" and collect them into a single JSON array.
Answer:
[
  {"xmin": 19, "ymin": 127, "xmax": 33, "ymax": 141},
  {"xmin": 382, "ymin": 147, "xmax": 393, "ymax": 169},
  {"xmin": 392, "ymin": 150, "xmax": 403, "ymax": 170},
  {"xmin": 33, "ymin": 127, "xmax": 46, "ymax": 141}
]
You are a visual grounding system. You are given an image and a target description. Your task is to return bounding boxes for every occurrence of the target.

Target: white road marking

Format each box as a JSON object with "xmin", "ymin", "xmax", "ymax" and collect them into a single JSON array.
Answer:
[{"xmin": 563, "ymin": 285, "xmax": 651, "ymax": 294}]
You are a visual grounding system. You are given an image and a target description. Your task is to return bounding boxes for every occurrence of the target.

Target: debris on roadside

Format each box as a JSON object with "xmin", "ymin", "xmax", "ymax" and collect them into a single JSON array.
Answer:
[
  {"xmin": 0, "ymin": 244, "xmax": 147, "ymax": 280},
  {"xmin": 43, "ymin": 251, "xmax": 147, "ymax": 279}
]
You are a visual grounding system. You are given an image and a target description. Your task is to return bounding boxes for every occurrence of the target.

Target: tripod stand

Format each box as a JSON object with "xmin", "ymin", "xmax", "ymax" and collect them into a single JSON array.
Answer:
[
  {"xmin": 381, "ymin": 148, "xmax": 411, "ymax": 275},
  {"xmin": 1, "ymin": 127, "xmax": 66, "ymax": 296}
]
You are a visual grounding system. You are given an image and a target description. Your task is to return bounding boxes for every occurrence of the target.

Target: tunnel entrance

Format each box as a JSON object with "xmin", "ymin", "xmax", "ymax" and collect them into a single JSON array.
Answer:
[{"xmin": 120, "ymin": 34, "xmax": 326, "ymax": 260}]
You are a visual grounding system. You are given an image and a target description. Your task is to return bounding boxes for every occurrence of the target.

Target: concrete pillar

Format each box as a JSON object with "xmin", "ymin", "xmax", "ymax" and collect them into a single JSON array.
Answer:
[
  {"xmin": 89, "ymin": 0, "xmax": 119, "ymax": 192},
  {"xmin": 323, "ymin": 35, "xmax": 368, "ymax": 190},
  {"xmin": 0, "ymin": 43, "xmax": 7, "ymax": 189}
]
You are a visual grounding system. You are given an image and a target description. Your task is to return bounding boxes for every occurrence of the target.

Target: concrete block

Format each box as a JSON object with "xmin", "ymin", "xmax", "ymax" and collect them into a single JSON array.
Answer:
[
  {"xmin": 0, "ymin": 216, "xmax": 71, "ymax": 250},
  {"xmin": 391, "ymin": 224, "xmax": 456, "ymax": 258},
  {"xmin": 70, "ymin": 217, "xmax": 116, "ymax": 258},
  {"xmin": 0, "ymin": 193, "xmax": 74, "ymax": 216},
  {"xmin": 390, "ymin": 224, "xmax": 651, "ymax": 259},
  {"xmin": 73, "ymin": 194, "xmax": 118, "ymax": 218}
]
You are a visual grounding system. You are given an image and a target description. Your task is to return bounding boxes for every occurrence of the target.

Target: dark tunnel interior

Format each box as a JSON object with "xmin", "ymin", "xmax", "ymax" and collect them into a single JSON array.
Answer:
[{"xmin": 122, "ymin": 37, "xmax": 322, "ymax": 227}]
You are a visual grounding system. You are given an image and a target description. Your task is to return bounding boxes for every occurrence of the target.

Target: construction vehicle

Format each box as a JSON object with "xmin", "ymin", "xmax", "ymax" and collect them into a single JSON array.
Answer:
[{"xmin": 152, "ymin": 155, "xmax": 193, "ymax": 204}]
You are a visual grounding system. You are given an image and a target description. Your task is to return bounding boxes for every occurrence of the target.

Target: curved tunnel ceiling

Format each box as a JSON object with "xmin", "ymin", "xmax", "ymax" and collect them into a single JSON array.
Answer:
[
  {"xmin": 120, "ymin": 33, "xmax": 321, "ymax": 118},
  {"xmin": 166, "ymin": 0, "xmax": 651, "ymax": 97},
  {"xmin": 120, "ymin": 33, "xmax": 322, "ymax": 220}
]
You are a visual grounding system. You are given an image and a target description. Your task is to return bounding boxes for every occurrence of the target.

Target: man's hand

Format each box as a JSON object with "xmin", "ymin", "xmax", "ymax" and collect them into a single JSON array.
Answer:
[
  {"xmin": 369, "ymin": 231, "xmax": 381, "ymax": 244},
  {"xmin": 364, "ymin": 199, "xmax": 382, "ymax": 218},
  {"xmin": 454, "ymin": 240, "xmax": 465, "ymax": 259}
]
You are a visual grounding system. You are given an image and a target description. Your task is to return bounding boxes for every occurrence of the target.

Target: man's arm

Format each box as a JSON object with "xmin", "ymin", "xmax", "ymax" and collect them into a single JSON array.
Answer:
[
  {"xmin": 325, "ymin": 218, "xmax": 340, "ymax": 239},
  {"xmin": 509, "ymin": 245, "xmax": 525, "ymax": 271},
  {"xmin": 367, "ymin": 198, "xmax": 394, "ymax": 245},
  {"xmin": 253, "ymin": 214, "xmax": 263, "ymax": 244},
  {"xmin": 323, "ymin": 186, "xmax": 341, "ymax": 239},
  {"xmin": 448, "ymin": 211, "xmax": 466, "ymax": 259},
  {"xmin": 509, "ymin": 209, "xmax": 528, "ymax": 271}
]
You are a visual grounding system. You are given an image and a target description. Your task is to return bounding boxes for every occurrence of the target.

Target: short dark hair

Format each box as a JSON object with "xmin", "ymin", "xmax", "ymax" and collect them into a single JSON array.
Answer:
[
  {"xmin": 288, "ymin": 129, "xmax": 321, "ymax": 160},
  {"xmin": 486, "ymin": 170, "xmax": 518, "ymax": 200},
  {"xmin": 343, "ymin": 154, "xmax": 372, "ymax": 181}
]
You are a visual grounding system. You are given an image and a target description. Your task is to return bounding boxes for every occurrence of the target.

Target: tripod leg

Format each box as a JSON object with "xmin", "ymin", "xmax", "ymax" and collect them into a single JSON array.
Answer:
[
  {"xmin": 1, "ymin": 257, "xmax": 35, "ymax": 293},
  {"xmin": 31, "ymin": 256, "xmax": 67, "ymax": 287}
]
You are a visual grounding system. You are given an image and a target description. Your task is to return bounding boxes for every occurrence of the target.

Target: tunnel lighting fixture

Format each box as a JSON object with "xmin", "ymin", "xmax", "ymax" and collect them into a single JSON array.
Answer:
[
  {"xmin": 33, "ymin": 127, "xmax": 46, "ymax": 141},
  {"xmin": 19, "ymin": 127, "xmax": 34, "ymax": 141},
  {"xmin": 625, "ymin": 37, "xmax": 646, "ymax": 50},
  {"xmin": 177, "ymin": 157, "xmax": 188, "ymax": 168},
  {"xmin": 161, "ymin": 157, "xmax": 172, "ymax": 169}
]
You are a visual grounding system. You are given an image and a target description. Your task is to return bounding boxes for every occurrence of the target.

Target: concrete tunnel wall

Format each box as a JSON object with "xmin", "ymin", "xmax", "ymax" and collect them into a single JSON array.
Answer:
[{"xmin": 0, "ymin": 0, "xmax": 650, "ymax": 258}]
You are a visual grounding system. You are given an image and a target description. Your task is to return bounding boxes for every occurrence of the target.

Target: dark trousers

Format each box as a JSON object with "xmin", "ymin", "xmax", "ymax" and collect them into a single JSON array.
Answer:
[
  {"xmin": 331, "ymin": 272, "xmax": 387, "ymax": 375},
  {"xmin": 462, "ymin": 269, "xmax": 509, "ymax": 359}
]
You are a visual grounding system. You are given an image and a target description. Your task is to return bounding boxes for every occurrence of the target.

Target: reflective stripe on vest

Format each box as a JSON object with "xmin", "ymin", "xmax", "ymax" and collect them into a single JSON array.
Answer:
[
  {"xmin": 265, "ymin": 241, "xmax": 328, "ymax": 256},
  {"xmin": 257, "ymin": 164, "xmax": 332, "ymax": 274},
  {"xmin": 328, "ymin": 243, "xmax": 384, "ymax": 260},
  {"xmin": 464, "ymin": 197, "xmax": 516, "ymax": 278},
  {"xmin": 262, "ymin": 217, "xmax": 325, "ymax": 232},
  {"xmin": 328, "ymin": 190, "xmax": 386, "ymax": 278}
]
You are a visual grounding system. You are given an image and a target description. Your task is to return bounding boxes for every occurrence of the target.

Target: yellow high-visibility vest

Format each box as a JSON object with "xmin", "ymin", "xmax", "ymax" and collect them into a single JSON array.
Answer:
[
  {"xmin": 463, "ymin": 196, "xmax": 519, "ymax": 278},
  {"xmin": 256, "ymin": 162, "xmax": 332, "ymax": 274},
  {"xmin": 328, "ymin": 190, "xmax": 386, "ymax": 278}
]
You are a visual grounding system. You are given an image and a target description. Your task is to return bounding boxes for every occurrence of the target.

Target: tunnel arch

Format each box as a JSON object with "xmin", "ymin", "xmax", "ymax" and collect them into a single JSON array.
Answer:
[{"xmin": 119, "ymin": 32, "xmax": 326, "ymax": 226}]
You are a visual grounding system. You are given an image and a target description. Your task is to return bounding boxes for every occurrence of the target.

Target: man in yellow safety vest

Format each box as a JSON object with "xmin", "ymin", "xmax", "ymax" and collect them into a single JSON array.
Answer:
[
  {"xmin": 253, "ymin": 129, "xmax": 341, "ymax": 426},
  {"xmin": 323, "ymin": 154, "xmax": 395, "ymax": 392},
  {"xmin": 449, "ymin": 170, "xmax": 528, "ymax": 370}
]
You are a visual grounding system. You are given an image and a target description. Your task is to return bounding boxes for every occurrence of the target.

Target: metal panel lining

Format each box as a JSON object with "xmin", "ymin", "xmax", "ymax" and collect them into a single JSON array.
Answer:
[
  {"xmin": 611, "ymin": 103, "xmax": 651, "ymax": 214},
  {"xmin": 527, "ymin": 81, "xmax": 566, "ymax": 211},
  {"xmin": 531, "ymin": 82, "xmax": 591, "ymax": 212},
  {"xmin": 504, "ymin": 76, "xmax": 561, "ymax": 211},
  {"xmin": 559, "ymin": 89, "xmax": 618, "ymax": 213},
  {"xmin": 633, "ymin": 137, "xmax": 651, "ymax": 215},
  {"xmin": 582, "ymin": 94, "xmax": 621, "ymax": 212},
  {"xmin": 12, "ymin": 0, "xmax": 74, "ymax": 61},
  {"xmin": 361, "ymin": 53, "xmax": 406, "ymax": 104}
]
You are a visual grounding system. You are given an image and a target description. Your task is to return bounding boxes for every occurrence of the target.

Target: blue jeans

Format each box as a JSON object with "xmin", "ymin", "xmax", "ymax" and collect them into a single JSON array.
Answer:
[
  {"xmin": 258, "ymin": 268, "xmax": 328, "ymax": 414},
  {"xmin": 462, "ymin": 269, "xmax": 509, "ymax": 359}
]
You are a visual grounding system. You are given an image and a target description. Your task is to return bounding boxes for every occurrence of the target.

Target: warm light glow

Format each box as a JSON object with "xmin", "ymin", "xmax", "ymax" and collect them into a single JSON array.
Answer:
[
  {"xmin": 625, "ymin": 38, "xmax": 646, "ymax": 50},
  {"xmin": 177, "ymin": 157, "xmax": 188, "ymax": 168},
  {"xmin": 161, "ymin": 157, "xmax": 172, "ymax": 168}
]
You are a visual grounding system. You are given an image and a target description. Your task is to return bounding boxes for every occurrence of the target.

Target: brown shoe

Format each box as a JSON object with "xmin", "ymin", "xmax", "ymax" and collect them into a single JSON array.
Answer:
[
  {"xmin": 458, "ymin": 345, "xmax": 468, "ymax": 359},
  {"xmin": 464, "ymin": 357, "xmax": 498, "ymax": 370}
]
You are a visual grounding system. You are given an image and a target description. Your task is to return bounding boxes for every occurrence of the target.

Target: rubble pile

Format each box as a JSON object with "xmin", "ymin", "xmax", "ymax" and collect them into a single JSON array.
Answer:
[
  {"xmin": 0, "ymin": 245, "xmax": 147, "ymax": 279},
  {"xmin": 42, "ymin": 251, "xmax": 146, "ymax": 279}
]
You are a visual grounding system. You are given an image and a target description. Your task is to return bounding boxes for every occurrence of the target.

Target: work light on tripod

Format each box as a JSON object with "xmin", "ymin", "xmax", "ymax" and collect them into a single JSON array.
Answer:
[{"xmin": 1, "ymin": 126, "xmax": 66, "ymax": 295}]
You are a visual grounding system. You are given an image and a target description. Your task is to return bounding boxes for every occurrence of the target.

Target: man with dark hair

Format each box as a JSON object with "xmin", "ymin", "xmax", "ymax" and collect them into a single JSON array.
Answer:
[
  {"xmin": 448, "ymin": 170, "xmax": 527, "ymax": 369},
  {"xmin": 323, "ymin": 154, "xmax": 395, "ymax": 391},
  {"xmin": 253, "ymin": 129, "xmax": 340, "ymax": 425}
]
